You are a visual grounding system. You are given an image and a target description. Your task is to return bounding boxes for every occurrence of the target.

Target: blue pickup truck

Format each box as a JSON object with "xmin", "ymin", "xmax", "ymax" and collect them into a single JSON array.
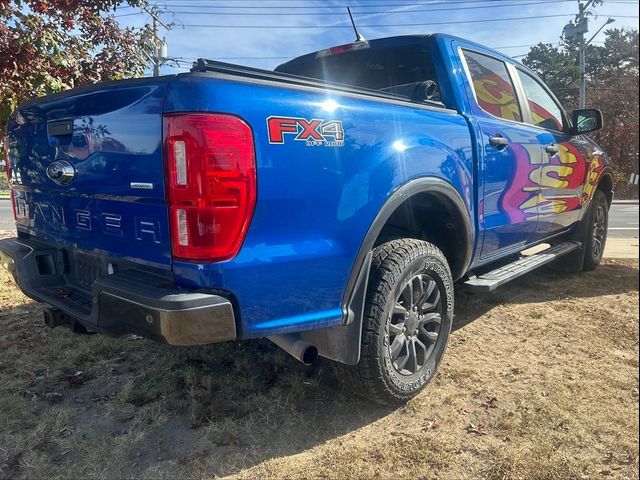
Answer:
[{"xmin": 1, "ymin": 34, "xmax": 612, "ymax": 405}]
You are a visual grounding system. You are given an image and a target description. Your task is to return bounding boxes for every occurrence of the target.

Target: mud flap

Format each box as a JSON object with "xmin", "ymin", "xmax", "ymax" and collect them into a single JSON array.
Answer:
[{"xmin": 299, "ymin": 251, "xmax": 372, "ymax": 365}]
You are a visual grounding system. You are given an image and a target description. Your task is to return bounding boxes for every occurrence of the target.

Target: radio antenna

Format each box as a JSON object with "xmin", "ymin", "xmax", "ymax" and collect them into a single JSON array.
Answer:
[{"xmin": 347, "ymin": 7, "xmax": 366, "ymax": 42}]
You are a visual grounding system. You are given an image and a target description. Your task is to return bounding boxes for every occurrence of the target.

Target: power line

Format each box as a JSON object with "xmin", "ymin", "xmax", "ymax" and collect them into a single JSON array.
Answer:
[
  {"xmin": 159, "ymin": 10, "xmax": 640, "ymax": 18},
  {"xmin": 139, "ymin": 1, "xmax": 600, "ymax": 16},
  {"xmin": 167, "ymin": 40, "xmax": 603, "ymax": 61},
  {"xmin": 175, "ymin": 13, "xmax": 637, "ymax": 29},
  {"xmin": 133, "ymin": 0, "xmax": 638, "ymax": 10},
  {"xmin": 553, "ymin": 87, "xmax": 640, "ymax": 91},
  {"xmin": 116, "ymin": 7, "xmax": 639, "ymax": 20},
  {"xmin": 114, "ymin": 12, "xmax": 144, "ymax": 17},
  {"xmin": 147, "ymin": 0, "xmax": 638, "ymax": 3},
  {"xmin": 115, "ymin": 1, "xmax": 637, "ymax": 64},
  {"xmin": 141, "ymin": 0, "xmax": 578, "ymax": 12}
]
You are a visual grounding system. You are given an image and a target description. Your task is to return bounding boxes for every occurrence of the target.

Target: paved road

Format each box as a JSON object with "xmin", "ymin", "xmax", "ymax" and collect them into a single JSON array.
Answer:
[
  {"xmin": 0, "ymin": 200, "xmax": 13, "ymax": 231},
  {"xmin": 608, "ymin": 203, "xmax": 639, "ymax": 238},
  {"xmin": 0, "ymin": 199, "xmax": 637, "ymax": 237}
]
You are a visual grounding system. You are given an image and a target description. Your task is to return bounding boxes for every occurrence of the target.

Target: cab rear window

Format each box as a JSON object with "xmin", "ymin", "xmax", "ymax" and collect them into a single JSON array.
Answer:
[{"xmin": 276, "ymin": 45, "xmax": 441, "ymax": 102}]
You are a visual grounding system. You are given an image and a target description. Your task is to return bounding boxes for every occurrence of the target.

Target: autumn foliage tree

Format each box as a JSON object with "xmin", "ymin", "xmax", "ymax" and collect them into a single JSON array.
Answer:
[
  {"xmin": 523, "ymin": 28, "xmax": 639, "ymax": 198},
  {"xmin": 0, "ymin": 0, "xmax": 151, "ymax": 139}
]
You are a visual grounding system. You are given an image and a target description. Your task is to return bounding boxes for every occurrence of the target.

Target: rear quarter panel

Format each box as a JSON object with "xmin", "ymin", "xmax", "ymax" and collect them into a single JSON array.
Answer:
[{"xmin": 164, "ymin": 74, "xmax": 474, "ymax": 337}]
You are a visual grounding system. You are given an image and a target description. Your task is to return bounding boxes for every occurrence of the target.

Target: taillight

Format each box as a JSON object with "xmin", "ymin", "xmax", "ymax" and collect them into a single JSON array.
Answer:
[{"xmin": 164, "ymin": 114, "xmax": 256, "ymax": 262}]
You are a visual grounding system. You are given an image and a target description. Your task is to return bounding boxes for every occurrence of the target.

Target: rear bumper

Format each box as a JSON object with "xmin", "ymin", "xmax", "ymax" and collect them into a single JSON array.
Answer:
[{"xmin": 0, "ymin": 237, "xmax": 236, "ymax": 345}]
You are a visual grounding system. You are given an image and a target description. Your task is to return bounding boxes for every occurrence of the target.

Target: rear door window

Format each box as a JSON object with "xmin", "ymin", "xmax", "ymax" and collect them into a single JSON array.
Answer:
[{"xmin": 462, "ymin": 50, "xmax": 523, "ymax": 123}]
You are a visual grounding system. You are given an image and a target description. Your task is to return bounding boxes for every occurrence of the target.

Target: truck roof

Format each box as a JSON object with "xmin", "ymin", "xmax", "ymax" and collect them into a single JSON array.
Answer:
[{"xmin": 277, "ymin": 33, "xmax": 522, "ymax": 72}]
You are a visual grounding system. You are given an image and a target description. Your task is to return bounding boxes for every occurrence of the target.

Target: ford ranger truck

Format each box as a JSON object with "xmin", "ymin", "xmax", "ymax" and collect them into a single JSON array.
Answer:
[{"xmin": 1, "ymin": 34, "xmax": 613, "ymax": 405}]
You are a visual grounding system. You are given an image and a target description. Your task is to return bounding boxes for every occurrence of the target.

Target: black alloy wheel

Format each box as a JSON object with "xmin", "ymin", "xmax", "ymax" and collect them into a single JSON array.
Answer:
[
  {"xmin": 591, "ymin": 202, "xmax": 607, "ymax": 260},
  {"xmin": 388, "ymin": 274, "xmax": 442, "ymax": 376},
  {"xmin": 334, "ymin": 238, "xmax": 454, "ymax": 405},
  {"xmin": 583, "ymin": 189, "xmax": 609, "ymax": 271}
]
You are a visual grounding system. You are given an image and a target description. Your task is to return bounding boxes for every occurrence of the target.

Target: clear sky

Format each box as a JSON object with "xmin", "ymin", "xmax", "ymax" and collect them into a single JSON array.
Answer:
[{"xmin": 113, "ymin": 0, "xmax": 640, "ymax": 75}]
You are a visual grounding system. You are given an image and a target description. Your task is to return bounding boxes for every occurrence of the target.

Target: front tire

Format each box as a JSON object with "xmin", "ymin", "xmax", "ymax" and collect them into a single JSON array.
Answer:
[
  {"xmin": 552, "ymin": 189, "xmax": 610, "ymax": 273},
  {"xmin": 582, "ymin": 190, "xmax": 609, "ymax": 271},
  {"xmin": 335, "ymin": 239, "xmax": 454, "ymax": 405}
]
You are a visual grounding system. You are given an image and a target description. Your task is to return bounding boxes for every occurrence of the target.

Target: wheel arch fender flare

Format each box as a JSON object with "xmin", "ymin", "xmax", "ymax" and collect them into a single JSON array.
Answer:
[
  {"xmin": 300, "ymin": 177, "xmax": 474, "ymax": 366},
  {"xmin": 596, "ymin": 167, "xmax": 615, "ymax": 205},
  {"xmin": 580, "ymin": 166, "xmax": 615, "ymax": 222}
]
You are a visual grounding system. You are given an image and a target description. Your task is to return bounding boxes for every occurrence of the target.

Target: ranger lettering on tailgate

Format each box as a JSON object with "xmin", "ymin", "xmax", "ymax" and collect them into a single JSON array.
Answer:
[{"xmin": 15, "ymin": 198, "xmax": 161, "ymax": 243}]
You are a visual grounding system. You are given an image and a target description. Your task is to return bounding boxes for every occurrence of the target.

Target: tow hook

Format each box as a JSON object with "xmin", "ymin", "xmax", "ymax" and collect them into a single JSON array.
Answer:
[
  {"xmin": 42, "ymin": 307, "xmax": 91, "ymax": 334},
  {"xmin": 43, "ymin": 307, "xmax": 69, "ymax": 329}
]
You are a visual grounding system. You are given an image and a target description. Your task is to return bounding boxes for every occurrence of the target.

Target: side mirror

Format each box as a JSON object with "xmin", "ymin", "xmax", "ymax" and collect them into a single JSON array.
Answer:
[{"xmin": 570, "ymin": 108, "xmax": 603, "ymax": 135}]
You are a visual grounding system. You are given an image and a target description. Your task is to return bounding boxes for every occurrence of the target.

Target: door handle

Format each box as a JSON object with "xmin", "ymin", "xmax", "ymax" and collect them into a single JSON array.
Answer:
[
  {"xmin": 545, "ymin": 143, "xmax": 560, "ymax": 155},
  {"xmin": 489, "ymin": 135, "xmax": 509, "ymax": 150}
]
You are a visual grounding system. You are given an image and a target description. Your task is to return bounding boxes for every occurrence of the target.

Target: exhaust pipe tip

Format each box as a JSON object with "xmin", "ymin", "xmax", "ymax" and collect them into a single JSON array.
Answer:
[
  {"xmin": 300, "ymin": 345, "xmax": 319, "ymax": 365},
  {"xmin": 268, "ymin": 334, "xmax": 318, "ymax": 365}
]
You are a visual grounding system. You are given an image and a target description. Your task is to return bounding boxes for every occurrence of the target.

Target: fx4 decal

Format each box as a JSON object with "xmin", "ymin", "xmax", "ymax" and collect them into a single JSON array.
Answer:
[{"xmin": 267, "ymin": 116, "xmax": 345, "ymax": 147}]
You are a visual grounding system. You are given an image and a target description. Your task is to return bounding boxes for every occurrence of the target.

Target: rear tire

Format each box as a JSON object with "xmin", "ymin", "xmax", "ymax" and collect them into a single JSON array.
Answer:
[{"xmin": 335, "ymin": 239, "xmax": 454, "ymax": 406}]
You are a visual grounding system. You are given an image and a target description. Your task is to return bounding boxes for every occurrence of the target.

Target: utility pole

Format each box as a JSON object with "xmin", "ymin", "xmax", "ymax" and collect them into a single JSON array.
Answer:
[
  {"xmin": 152, "ymin": 16, "xmax": 160, "ymax": 77},
  {"xmin": 578, "ymin": 4, "xmax": 586, "ymax": 108},
  {"xmin": 141, "ymin": 5, "xmax": 170, "ymax": 77},
  {"xmin": 563, "ymin": 1, "xmax": 613, "ymax": 108},
  {"xmin": 577, "ymin": 0, "xmax": 593, "ymax": 109}
]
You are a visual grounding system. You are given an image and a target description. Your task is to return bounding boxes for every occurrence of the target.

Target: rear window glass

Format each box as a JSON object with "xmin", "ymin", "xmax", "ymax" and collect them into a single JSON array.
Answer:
[
  {"xmin": 462, "ymin": 50, "xmax": 523, "ymax": 123},
  {"xmin": 276, "ymin": 45, "xmax": 441, "ymax": 102}
]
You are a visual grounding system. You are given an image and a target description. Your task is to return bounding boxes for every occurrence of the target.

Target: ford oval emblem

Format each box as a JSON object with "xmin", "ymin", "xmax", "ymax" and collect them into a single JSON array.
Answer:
[{"xmin": 46, "ymin": 160, "xmax": 75, "ymax": 186}]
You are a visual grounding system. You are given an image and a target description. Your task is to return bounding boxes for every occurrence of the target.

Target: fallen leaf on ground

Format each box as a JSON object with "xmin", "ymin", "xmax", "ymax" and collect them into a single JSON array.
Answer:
[
  {"xmin": 422, "ymin": 418, "xmax": 438, "ymax": 431},
  {"xmin": 44, "ymin": 392, "xmax": 64, "ymax": 403},
  {"xmin": 112, "ymin": 404, "xmax": 137, "ymax": 423},
  {"xmin": 58, "ymin": 426, "xmax": 75, "ymax": 437},
  {"xmin": 481, "ymin": 396, "xmax": 498, "ymax": 409},
  {"xmin": 62, "ymin": 370, "xmax": 92, "ymax": 387},
  {"xmin": 177, "ymin": 449, "xmax": 209, "ymax": 465},
  {"xmin": 4, "ymin": 452, "xmax": 22, "ymax": 471},
  {"xmin": 465, "ymin": 423, "xmax": 488, "ymax": 436},
  {"xmin": 19, "ymin": 389, "xmax": 38, "ymax": 401},
  {"xmin": 215, "ymin": 432, "xmax": 240, "ymax": 446}
]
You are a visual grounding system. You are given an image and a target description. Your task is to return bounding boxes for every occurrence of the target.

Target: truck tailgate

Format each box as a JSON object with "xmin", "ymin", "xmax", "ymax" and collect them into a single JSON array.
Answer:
[{"xmin": 5, "ymin": 78, "xmax": 172, "ymax": 268}]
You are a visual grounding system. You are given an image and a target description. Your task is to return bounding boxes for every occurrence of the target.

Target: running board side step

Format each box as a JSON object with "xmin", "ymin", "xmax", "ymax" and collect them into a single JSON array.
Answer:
[{"xmin": 464, "ymin": 241, "xmax": 581, "ymax": 293}]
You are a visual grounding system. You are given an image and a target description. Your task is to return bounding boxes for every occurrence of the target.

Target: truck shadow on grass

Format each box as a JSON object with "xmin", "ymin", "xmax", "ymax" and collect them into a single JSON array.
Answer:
[
  {"xmin": 453, "ymin": 259, "xmax": 639, "ymax": 331},
  {"xmin": 0, "ymin": 301, "xmax": 393, "ymax": 479},
  {"xmin": 0, "ymin": 259, "xmax": 638, "ymax": 479}
]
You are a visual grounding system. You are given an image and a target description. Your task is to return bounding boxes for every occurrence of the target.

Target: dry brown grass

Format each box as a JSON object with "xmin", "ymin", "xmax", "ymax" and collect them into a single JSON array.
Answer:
[{"xmin": 0, "ymin": 259, "xmax": 638, "ymax": 480}]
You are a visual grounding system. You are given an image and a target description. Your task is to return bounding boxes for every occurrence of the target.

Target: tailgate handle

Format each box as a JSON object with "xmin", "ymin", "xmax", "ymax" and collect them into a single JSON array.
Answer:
[{"xmin": 47, "ymin": 119, "xmax": 74, "ymax": 137}]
